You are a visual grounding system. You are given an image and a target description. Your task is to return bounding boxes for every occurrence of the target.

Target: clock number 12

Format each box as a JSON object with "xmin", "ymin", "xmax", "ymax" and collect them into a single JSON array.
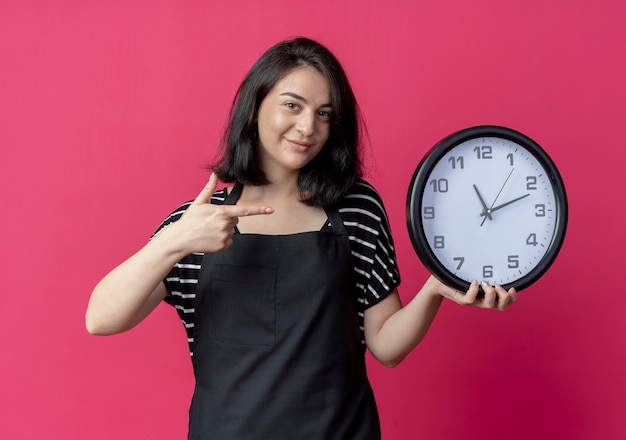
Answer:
[{"xmin": 474, "ymin": 145, "xmax": 493, "ymax": 159}]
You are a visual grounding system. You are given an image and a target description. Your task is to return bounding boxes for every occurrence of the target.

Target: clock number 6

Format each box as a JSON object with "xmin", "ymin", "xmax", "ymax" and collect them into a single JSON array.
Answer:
[{"xmin": 483, "ymin": 265, "xmax": 494, "ymax": 278}]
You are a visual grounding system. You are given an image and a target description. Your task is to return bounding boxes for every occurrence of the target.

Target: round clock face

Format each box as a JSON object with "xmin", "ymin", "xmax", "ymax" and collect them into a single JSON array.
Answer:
[{"xmin": 407, "ymin": 126, "xmax": 568, "ymax": 293}]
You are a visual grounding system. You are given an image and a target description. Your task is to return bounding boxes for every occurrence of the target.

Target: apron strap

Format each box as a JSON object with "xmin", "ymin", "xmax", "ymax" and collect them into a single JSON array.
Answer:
[
  {"xmin": 325, "ymin": 206, "xmax": 347, "ymax": 235},
  {"xmin": 224, "ymin": 181, "xmax": 243, "ymax": 206}
]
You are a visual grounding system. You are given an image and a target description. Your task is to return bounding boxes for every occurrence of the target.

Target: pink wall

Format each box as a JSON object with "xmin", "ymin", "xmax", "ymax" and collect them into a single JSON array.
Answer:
[{"xmin": 1, "ymin": 1, "xmax": 625, "ymax": 438}]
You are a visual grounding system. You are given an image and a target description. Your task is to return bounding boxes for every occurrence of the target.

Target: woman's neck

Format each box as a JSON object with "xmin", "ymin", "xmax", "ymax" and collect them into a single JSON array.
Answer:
[
  {"xmin": 235, "ymin": 176, "xmax": 327, "ymax": 235},
  {"xmin": 244, "ymin": 172, "xmax": 301, "ymax": 203}
]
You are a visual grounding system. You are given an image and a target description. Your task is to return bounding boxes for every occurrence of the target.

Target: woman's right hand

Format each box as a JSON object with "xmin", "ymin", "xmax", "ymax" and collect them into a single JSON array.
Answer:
[
  {"xmin": 169, "ymin": 173, "xmax": 274, "ymax": 254},
  {"xmin": 85, "ymin": 174, "xmax": 273, "ymax": 335}
]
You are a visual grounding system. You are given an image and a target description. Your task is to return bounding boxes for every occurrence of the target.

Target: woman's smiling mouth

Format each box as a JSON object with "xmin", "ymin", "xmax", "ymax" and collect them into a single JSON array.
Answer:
[{"xmin": 286, "ymin": 139, "xmax": 313, "ymax": 152}]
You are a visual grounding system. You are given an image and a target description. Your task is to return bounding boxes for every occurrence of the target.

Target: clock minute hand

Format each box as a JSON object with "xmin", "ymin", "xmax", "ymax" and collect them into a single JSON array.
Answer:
[
  {"xmin": 489, "ymin": 168, "xmax": 515, "ymax": 209},
  {"xmin": 480, "ymin": 167, "xmax": 515, "ymax": 226},
  {"xmin": 481, "ymin": 193, "xmax": 531, "ymax": 216}
]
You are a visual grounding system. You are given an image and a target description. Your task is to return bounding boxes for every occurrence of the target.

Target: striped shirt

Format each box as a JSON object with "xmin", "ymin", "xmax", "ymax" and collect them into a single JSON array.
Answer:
[{"xmin": 154, "ymin": 180, "xmax": 400, "ymax": 357}]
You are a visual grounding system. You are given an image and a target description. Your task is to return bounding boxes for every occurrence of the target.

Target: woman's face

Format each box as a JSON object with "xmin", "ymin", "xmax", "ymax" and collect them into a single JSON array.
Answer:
[{"xmin": 256, "ymin": 66, "xmax": 332, "ymax": 180}]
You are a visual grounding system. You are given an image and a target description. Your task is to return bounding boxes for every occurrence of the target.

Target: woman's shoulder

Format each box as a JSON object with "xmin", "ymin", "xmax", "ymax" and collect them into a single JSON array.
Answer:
[{"xmin": 339, "ymin": 179, "xmax": 386, "ymax": 213}]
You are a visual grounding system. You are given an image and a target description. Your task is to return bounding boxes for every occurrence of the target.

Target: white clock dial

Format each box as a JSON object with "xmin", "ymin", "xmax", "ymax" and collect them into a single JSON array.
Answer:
[
  {"xmin": 420, "ymin": 137, "xmax": 557, "ymax": 285},
  {"xmin": 407, "ymin": 126, "xmax": 567, "ymax": 293}
]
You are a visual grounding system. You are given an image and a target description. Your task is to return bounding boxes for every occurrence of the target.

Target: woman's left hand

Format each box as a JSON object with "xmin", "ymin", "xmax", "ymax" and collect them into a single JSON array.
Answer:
[{"xmin": 435, "ymin": 277, "xmax": 518, "ymax": 311}]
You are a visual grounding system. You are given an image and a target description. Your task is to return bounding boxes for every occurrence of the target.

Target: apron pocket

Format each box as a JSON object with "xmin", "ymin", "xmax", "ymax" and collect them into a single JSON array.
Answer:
[{"xmin": 208, "ymin": 264, "xmax": 277, "ymax": 346}]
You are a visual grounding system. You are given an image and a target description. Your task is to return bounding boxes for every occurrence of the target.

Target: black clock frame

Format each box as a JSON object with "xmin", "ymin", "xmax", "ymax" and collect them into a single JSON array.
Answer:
[{"xmin": 406, "ymin": 125, "xmax": 568, "ymax": 293}]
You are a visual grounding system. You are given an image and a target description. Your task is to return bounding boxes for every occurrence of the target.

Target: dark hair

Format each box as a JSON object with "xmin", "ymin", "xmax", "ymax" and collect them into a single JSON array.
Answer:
[{"xmin": 211, "ymin": 37, "xmax": 364, "ymax": 207}]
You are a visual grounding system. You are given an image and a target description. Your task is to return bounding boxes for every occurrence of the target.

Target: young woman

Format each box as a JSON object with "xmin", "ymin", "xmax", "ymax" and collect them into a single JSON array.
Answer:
[{"xmin": 86, "ymin": 37, "xmax": 517, "ymax": 439}]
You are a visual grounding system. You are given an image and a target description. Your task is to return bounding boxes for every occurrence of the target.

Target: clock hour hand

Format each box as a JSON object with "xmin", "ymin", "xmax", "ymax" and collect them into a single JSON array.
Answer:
[
  {"xmin": 481, "ymin": 193, "xmax": 531, "ymax": 216},
  {"xmin": 473, "ymin": 184, "xmax": 492, "ymax": 221}
]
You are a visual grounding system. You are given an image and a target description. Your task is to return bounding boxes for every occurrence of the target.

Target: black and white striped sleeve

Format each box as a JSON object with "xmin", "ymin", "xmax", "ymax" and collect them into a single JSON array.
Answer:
[{"xmin": 340, "ymin": 180, "xmax": 401, "ymax": 310}]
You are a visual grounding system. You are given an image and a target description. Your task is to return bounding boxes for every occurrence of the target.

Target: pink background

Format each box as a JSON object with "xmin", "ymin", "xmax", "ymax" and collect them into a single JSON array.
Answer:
[{"xmin": 1, "ymin": 1, "xmax": 625, "ymax": 439}]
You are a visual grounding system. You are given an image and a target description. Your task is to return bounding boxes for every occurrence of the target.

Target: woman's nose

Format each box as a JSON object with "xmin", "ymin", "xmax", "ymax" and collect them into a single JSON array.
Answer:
[{"xmin": 295, "ymin": 111, "xmax": 315, "ymax": 136}]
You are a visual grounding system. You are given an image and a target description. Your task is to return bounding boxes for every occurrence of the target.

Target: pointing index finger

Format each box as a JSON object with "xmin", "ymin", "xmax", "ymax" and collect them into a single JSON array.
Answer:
[{"xmin": 223, "ymin": 205, "xmax": 274, "ymax": 218}]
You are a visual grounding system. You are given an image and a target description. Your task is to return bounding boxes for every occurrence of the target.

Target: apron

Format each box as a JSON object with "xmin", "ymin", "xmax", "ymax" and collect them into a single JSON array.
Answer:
[{"xmin": 188, "ymin": 183, "xmax": 381, "ymax": 440}]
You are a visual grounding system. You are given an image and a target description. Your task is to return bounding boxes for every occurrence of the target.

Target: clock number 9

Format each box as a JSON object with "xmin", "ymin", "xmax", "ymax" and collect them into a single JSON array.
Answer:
[{"xmin": 423, "ymin": 206, "xmax": 435, "ymax": 219}]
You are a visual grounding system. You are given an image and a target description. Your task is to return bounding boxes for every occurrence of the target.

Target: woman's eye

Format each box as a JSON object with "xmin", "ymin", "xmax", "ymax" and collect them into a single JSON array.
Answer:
[
  {"xmin": 318, "ymin": 110, "xmax": 332, "ymax": 120},
  {"xmin": 285, "ymin": 102, "xmax": 299, "ymax": 110}
]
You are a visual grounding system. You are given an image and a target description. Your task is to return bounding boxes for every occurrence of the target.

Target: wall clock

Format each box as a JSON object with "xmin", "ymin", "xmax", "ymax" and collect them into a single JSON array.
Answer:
[{"xmin": 406, "ymin": 125, "xmax": 567, "ymax": 293}]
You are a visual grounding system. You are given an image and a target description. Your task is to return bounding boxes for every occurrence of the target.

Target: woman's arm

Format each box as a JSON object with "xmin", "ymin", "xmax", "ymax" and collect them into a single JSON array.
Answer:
[
  {"xmin": 85, "ymin": 229, "xmax": 190, "ymax": 336},
  {"xmin": 364, "ymin": 276, "xmax": 517, "ymax": 367},
  {"xmin": 85, "ymin": 174, "xmax": 274, "ymax": 335}
]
